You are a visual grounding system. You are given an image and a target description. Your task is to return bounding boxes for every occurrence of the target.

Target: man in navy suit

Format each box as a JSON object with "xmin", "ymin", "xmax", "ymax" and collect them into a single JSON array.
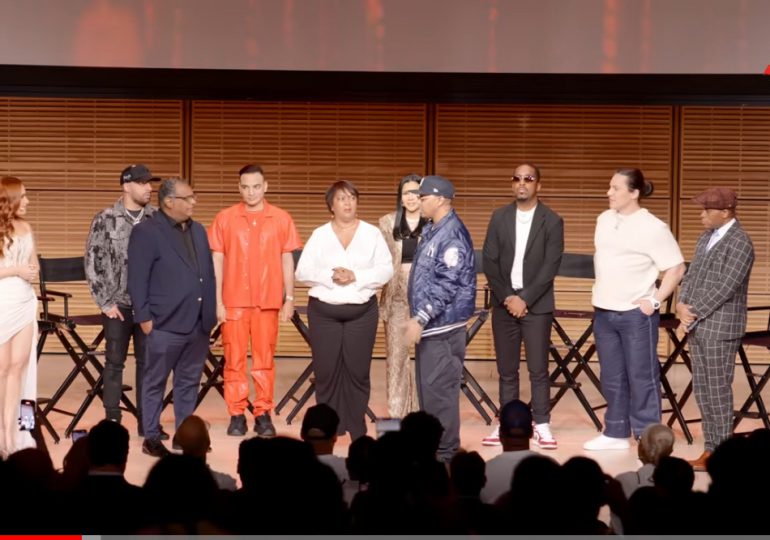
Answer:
[{"xmin": 128, "ymin": 178, "xmax": 217, "ymax": 457}]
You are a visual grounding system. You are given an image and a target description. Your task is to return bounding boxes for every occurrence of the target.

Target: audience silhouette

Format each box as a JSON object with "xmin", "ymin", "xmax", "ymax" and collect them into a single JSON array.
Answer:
[{"xmin": 4, "ymin": 408, "xmax": 770, "ymax": 534}]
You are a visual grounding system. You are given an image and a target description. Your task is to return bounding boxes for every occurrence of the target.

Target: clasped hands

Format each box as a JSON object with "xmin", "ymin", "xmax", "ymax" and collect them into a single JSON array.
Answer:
[
  {"xmin": 332, "ymin": 266, "xmax": 356, "ymax": 286},
  {"xmin": 505, "ymin": 295, "xmax": 528, "ymax": 318}
]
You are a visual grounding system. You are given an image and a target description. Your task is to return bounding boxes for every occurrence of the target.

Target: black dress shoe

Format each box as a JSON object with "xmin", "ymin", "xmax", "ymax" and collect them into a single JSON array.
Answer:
[
  {"xmin": 142, "ymin": 439, "xmax": 170, "ymax": 458},
  {"xmin": 138, "ymin": 425, "xmax": 170, "ymax": 440},
  {"xmin": 254, "ymin": 412, "xmax": 276, "ymax": 438},
  {"xmin": 227, "ymin": 414, "xmax": 247, "ymax": 436}
]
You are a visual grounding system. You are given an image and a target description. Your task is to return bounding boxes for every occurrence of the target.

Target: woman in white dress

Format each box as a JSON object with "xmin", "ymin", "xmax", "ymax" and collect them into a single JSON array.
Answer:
[{"xmin": 0, "ymin": 176, "xmax": 39, "ymax": 456}]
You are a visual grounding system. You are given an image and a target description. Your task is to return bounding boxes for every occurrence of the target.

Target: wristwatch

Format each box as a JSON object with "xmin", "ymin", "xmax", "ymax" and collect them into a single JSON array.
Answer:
[{"xmin": 646, "ymin": 296, "xmax": 661, "ymax": 310}]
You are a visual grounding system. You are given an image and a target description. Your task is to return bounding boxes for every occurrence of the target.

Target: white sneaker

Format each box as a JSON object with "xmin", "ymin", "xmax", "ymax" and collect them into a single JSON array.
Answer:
[
  {"xmin": 532, "ymin": 422, "xmax": 558, "ymax": 450},
  {"xmin": 583, "ymin": 434, "xmax": 631, "ymax": 451},
  {"xmin": 482, "ymin": 425, "xmax": 501, "ymax": 446}
]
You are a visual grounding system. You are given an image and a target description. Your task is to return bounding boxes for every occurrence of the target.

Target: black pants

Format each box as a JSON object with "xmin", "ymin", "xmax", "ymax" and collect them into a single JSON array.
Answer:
[
  {"xmin": 491, "ymin": 307, "xmax": 552, "ymax": 424},
  {"xmin": 307, "ymin": 296, "xmax": 378, "ymax": 441},
  {"xmin": 102, "ymin": 305, "xmax": 145, "ymax": 422},
  {"xmin": 415, "ymin": 326, "xmax": 466, "ymax": 462}
]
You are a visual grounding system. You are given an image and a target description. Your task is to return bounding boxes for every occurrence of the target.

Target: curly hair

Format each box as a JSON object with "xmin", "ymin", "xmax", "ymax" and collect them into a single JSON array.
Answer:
[{"xmin": 0, "ymin": 176, "xmax": 24, "ymax": 258}]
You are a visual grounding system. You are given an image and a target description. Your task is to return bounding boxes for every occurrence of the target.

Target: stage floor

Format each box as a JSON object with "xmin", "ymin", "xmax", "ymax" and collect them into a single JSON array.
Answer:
[{"xmin": 35, "ymin": 353, "xmax": 768, "ymax": 495}]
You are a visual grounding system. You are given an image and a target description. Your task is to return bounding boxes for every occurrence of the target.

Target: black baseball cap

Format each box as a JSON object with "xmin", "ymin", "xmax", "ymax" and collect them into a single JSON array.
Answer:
[{"xmin": 120, "ymin": 164, "xmax": 160, "ymax": 185}]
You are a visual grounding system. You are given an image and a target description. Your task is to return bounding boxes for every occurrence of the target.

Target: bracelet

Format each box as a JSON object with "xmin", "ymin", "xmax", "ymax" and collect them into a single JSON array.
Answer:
[{"xmin": 285, "ymin": 295, "xmax": 295, "ymax": 301}]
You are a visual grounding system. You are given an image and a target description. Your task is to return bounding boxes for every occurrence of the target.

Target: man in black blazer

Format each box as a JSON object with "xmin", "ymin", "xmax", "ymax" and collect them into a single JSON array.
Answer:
[
  {"xmin": 128, "ymin": 178, "xmax": 217, "ymax": 457},
  {"xmin": 482, "ymin": 164, "xmax": 564, "ymax": 449}
]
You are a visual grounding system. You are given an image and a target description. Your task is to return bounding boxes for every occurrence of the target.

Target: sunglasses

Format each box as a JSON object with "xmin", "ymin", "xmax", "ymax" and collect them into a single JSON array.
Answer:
[{"xmin": 512, "ymin": 175, "xmax": 537, "ymax": 183}]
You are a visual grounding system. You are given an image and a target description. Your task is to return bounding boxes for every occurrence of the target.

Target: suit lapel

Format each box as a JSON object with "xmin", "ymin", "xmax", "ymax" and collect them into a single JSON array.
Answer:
[
  {"xmin": 504, "ymin": 204, "xmax": 517, "ymax": 256},
  {"xmin": 524, "ymin": 204, "xmax": 545, "ymax": 257},
  {"xmin": 192, "ymin": 224, "xmax": 209, "ymax": 274}
]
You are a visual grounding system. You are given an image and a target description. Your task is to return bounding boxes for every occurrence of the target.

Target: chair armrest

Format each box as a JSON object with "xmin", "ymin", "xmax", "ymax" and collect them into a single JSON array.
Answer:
[
  {"xmin": 44, "ymin": 289, "xmax": 73, "ymax": 299},
  {"xmin": 42, "ymin": 289, "xmax": 73, "ymax": 318}
]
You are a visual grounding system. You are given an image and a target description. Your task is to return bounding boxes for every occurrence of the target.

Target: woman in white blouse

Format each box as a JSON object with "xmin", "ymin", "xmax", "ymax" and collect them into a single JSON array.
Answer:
[{"xmin": 295, "ymin": 180, "xmax": 393, "ymax": 440}]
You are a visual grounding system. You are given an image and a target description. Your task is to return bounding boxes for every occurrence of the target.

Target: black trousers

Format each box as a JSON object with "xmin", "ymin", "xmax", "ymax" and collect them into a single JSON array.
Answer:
[
  {"xmin": 415, "ymin": 326, "xmax": 466, "ymax": 462},
  {"xmin": 101, "ymin": 305, "xmax": 145, "ymax": 422},
  {"xmin": 491, "ymin": 307, "xmax": 552, "ymax": 424},
  {"xmin": 307, "ymin": 296, "xmax": 378, "ymax": 441}
]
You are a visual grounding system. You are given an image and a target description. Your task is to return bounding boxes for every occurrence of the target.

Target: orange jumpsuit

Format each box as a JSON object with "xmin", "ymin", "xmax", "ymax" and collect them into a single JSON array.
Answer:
[{"xmin": 208, "ymin": 201, "xmax": 302, "ymax": 416}]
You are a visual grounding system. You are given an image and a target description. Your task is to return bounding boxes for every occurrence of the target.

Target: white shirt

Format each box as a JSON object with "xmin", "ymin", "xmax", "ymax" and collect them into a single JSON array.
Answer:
[
  {"xmin": 592, "ymin": 208, "xmax": 684, "ymax": 311},
  {"xmin": 510, "ymin": 205, "xmax": 536, "ymax": 290},
  {"xmin": 707, "ymin": 218, "xmax": 735, "ymax": 251},
  {"xmin": 295, "ymin": 221, "xmax": 394, "ymax": 305}
]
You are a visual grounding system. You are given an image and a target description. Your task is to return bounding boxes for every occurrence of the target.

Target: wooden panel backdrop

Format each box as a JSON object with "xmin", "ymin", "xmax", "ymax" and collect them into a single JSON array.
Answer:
[
  {"xmin": 189, "ymin": 101, "xmax": 428, "ymax": 357},
  {"xmin": 680, "ymin": 106, "xmax": 770, "ymax": 362},
  {"xmin": 10, "ymin": 98, "xmax": 770, "ymax": 368},
  {"xmin": 0, "ymin": 98, "xmax": 184, "ymax": 350},
  {"xmin": 434, "ymin": 104, "xmax": 675, "ymax": 360}
]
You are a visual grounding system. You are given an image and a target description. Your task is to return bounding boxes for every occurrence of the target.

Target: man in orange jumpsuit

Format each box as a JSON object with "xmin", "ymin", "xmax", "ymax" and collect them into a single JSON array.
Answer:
[{"xmin": 209, "ymin": 164, "xmax": 302, "ymax": 437}]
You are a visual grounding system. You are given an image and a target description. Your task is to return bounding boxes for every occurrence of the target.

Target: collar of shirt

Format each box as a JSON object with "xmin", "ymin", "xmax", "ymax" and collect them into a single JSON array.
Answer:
[
  {"xmin": 112, "ymin": 197, "xmax": 156, "ymax": 218},
  {"xmin": 160, "ymin": 208, "xmax": 192, "ymax": 230},
  {"xmin": 712, "ymin": 217, "xmax": 736, "ymax": 239},
  {"xmin": 423, "ymin": 208, "xmax": 456, "ymax": 240},
  {"xmin": 235, "ymin": 200, "xmax": 275, "ymax": 218}
]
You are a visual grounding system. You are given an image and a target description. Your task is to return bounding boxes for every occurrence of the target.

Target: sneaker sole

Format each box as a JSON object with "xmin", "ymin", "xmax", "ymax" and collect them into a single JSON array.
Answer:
[
  {"xmin": 583, "ymin": 444, "xmax": 630, "ymax": 451},
  {"xmin": 534, "ymin": 443, "xmax": 558, "ymax": 450}
]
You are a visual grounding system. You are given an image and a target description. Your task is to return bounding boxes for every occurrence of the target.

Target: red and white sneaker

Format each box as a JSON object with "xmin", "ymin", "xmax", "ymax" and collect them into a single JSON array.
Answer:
[
  {"xmin": 482, "ymin": 425, "xmax": 501, "ymax": 446},
  {"xmin": 532, "ymin": 422, "xmax": 558, "ymax": 450}
]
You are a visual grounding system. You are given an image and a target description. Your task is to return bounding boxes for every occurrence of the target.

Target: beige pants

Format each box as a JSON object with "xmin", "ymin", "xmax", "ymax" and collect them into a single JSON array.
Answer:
[{"xmin": 383, "ymin": 263, "xmax": 419, "ymax": 418}]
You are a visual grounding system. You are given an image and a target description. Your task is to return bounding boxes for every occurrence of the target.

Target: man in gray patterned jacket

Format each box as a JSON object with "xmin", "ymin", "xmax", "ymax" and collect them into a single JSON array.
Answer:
[
  {"xmin": 676, "ymin": 187, "xmax": 754, "ymax": 471},
  {"xmin": 85, "ymin": 164, "xmax": 163, "ymax": 436}
]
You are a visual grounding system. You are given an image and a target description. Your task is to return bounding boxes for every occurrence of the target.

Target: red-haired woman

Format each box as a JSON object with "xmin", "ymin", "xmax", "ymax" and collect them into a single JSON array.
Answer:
[{"xmin": 0, "ymin": 177, "xmax": 39, "ymax": 456}]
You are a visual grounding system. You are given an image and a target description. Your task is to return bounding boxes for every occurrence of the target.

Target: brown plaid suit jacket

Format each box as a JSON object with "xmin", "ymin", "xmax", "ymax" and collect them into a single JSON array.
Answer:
[{"xmin": 679, "ymin": 219, "xmax": 754, "ymax": 340}]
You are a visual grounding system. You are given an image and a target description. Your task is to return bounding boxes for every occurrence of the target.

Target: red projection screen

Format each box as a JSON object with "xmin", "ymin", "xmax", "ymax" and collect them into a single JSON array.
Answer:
[{"xmin": 0, "ymin": 0, "xmax": 768, "ymax": 74}]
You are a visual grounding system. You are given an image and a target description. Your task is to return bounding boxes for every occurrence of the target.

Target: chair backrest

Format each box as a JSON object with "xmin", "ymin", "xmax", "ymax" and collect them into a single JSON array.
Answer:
[
  {"xmin": 38, "ymin": 256, "xmax": 87, "ymax": 285},
  {"xmin": 556, "ymin": 253, "xmax": 594, "ymax": 279}
]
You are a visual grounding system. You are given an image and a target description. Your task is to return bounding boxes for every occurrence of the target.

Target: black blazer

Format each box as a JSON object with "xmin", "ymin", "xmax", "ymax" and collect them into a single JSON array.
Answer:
[
  {"xmin": 482, "ymin": 201, "xmax": 564, "ymax": 314},
  {"xmin": 127, "ymin": 212, "xmax": 217, "ymax": 334}
]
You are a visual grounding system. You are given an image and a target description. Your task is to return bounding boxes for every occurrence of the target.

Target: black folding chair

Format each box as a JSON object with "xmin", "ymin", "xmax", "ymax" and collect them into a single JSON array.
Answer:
[
  {"xmin": 658, "ymin": 293, "xmax": 697, "ymax": 444},
  {"xmin": 733, "ymin": 305, "xmax": 770, "ymax": 430},
  {"xmin": 37, "ymin": 256, "xmax": 137, "ymax": 441},
  {"xmin": 460, "ymin": 251, "xmax": 499, "ymax": 424},
  {"xmin": 548, "ymin": 253, "xmax": 605, "ymax": 430}
]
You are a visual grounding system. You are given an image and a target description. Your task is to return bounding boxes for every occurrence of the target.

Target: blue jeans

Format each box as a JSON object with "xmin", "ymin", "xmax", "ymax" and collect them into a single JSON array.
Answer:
[{"xmin": 594, "ymin": 307, "xmax": 661, "ymax": 438}]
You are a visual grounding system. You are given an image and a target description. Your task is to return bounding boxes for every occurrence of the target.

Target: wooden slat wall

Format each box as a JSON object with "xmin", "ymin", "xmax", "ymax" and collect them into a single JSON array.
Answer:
[
  {"xmin": 189, "ymin": 101, "xmax": 427, "ymax": 357},
  {"xmin": 10, "ymin": 97, "xmax": 770, "ymax": 365},
  {"xmin": 435, "ymin": 104, "xmax": 675, "ymax": 359},
  {"xmin": 0, "ymin": 98, "xmax": 184, "ymax": 348},
  {"xmin": 680, "ymin": 106, "xmax": 770, "ymax": 361}
]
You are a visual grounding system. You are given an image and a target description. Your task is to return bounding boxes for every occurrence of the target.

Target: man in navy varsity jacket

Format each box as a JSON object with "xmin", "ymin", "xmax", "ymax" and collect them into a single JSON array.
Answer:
[{"xmin": 406, "ymin": 175, "xmax": 476, "ymax": 462}]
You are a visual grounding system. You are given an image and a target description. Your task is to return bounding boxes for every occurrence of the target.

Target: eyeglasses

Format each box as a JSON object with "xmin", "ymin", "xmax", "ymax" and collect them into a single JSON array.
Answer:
[
  {"xmin": 334, "ymin": 194, "xmax": 357, "ymax": 203},
  {"xmin": 173, "ymin": 193, "xmax": 197, "ymax": 203},
  {"xmin": 512, "ymin": 175, "xmax": 538, "ymax": 184}
]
